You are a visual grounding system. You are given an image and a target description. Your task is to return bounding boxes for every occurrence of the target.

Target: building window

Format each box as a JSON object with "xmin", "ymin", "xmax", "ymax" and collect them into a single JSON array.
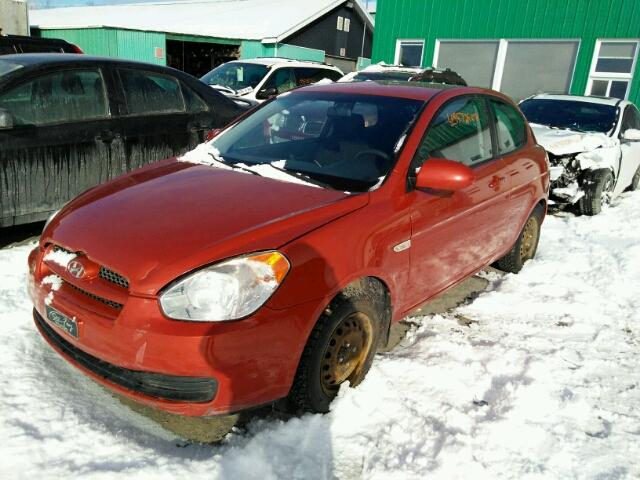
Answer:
[
  {"xmin": 587, "ymin": 40, "xmax": 639, "ymax": 100},
  {"xmin": 337, "ymin": 16, "xmax": 344, "ymax": 31},
  {"xmin": 395, "ymin": 40, "xmax": 424, "ymax": 67},
  {"xmin": 434, "ymin": 39, "xmax": 579, "ymax": 101},
  {"xmin": 344, "ymin": 18, "xmax": 350, "ymax": 32}
]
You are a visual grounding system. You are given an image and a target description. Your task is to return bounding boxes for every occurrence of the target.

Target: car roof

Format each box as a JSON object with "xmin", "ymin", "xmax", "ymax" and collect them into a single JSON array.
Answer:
[
  {"xmin": 227, "ymin": 57, "xmax": 341, "ymax": 70},
  {"xmin": 0, "ymin": 53, "xmax": 164, "ymax": 68},
  {"xmin": 287, "ymin": 79, "xmax": 485, "ymax": 101},
  {"xmin": 527, "ymin": 93, "xmax": 626, "ymax": 107}
]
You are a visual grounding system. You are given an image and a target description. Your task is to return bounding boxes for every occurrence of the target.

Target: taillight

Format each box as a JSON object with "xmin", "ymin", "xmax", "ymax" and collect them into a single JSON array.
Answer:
[{"xmin": 70, "ymin": 44, "xmax": 84, "ymax": 54}]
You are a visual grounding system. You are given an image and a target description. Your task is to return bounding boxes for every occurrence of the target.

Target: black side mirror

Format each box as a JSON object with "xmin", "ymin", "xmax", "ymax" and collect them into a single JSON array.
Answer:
[
  {"xmin": 256, "ymin": 87, "xmax": 278, "ymax": 100},
  {"xmin": 0, "ymin": 108, "xmax": 13, "ymax": 129}
]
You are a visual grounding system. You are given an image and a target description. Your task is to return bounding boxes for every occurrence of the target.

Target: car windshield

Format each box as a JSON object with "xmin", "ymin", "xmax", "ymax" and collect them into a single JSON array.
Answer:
[
  {"xmin": 211, "ymin": 91, "xmax": 424, "ymax": 192},
  {"xmin": 353, "ymin": 71, "xmax": 416, "ymax": 82},
  {"xmin": 201, "ymin": 62, "xmax": 268, "ymax": 93},
  {"xmin": 520, "ymin": 98, "xmax": 617, "ymax": 133},
  {"xmin": 0, "ymin": 59, "xmax": 24, "ymax": 77}
]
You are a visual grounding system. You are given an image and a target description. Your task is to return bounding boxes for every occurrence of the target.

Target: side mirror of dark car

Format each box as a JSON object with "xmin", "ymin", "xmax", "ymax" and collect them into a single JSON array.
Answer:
[
  {"xmin": 0, "ymin": 108, "xmax": 14, "ymax": 130},
  {"xmin": 256, "ymin": 87, "xmax": 278, "ymax": 100},
  {"xmin": 621, "ymin": 128, "xmax": 640, "ymax": 143},
  {"xmin": 415, "ymin": 158, "xmax": 475, "ymax": 191}
]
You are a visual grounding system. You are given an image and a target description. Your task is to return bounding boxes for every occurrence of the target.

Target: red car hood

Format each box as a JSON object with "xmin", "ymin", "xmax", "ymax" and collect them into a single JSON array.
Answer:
[{"xmin": 43, "ymin": 159, "xmax": 368, "ymax": 295}]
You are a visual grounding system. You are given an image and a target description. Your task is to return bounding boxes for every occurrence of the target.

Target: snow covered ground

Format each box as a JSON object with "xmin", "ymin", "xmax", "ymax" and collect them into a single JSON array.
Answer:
[{"xmin": 2, "ymin": 191, "xmax": 640, "ymax": 479}]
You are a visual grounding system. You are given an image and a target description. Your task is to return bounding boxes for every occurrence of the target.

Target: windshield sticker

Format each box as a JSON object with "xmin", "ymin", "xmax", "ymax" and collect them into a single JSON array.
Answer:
[{"xmin": 448, "ymin": 111, "xmax": 479, "ymax": 127}]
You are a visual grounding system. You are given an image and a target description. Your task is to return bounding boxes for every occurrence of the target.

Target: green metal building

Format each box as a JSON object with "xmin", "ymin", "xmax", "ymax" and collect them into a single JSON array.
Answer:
[{"xmin": 371, "ymin": 0, "xmax": 640, "ymax": 103}]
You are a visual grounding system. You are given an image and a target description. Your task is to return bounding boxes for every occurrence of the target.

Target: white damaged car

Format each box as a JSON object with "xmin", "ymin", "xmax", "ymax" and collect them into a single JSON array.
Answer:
[{"xmin": 520, "ymin": 94, "xmax": 640, "ymax": 215}]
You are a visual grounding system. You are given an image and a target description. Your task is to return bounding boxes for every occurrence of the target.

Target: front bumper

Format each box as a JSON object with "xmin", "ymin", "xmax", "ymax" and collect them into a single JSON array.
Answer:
[{"xmin": 28, "ymin": 246, "xmax": 324, "ymax": 416}]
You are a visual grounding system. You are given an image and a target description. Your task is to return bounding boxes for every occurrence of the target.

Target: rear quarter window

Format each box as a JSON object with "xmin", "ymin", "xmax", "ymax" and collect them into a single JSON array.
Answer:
[
  {"xmin": 118, "ymin": 69, "xmax": 185, "ymax": 115},
  {"xmin": 489, "ymin": 99, "xmax": 527, "ymax": 154}
]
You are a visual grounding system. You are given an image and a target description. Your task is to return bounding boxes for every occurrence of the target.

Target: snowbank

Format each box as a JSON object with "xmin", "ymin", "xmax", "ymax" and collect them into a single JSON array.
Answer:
[{"xmin": 2, "ymin": 191, "xmax": 640, "ymax": 479}]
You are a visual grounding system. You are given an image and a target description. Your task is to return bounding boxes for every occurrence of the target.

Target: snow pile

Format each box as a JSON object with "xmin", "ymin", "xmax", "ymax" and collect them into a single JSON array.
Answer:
[{"xmin": 2, "ymin": 191, "xmax": 640, "ymax": 479}]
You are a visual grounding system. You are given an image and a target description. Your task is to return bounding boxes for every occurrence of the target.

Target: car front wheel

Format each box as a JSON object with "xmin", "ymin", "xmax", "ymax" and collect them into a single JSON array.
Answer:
[
  {"xmin": 579, "ymin": 169, "xmax": 614, "ymax": 215},
  {"xmin": 290, "ymin": 282, "xmax": 384, "ymax": 413}
]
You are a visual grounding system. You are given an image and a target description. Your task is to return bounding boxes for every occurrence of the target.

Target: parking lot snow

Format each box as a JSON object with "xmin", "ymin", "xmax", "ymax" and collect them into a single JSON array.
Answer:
[{"xmin": 2, "ymin": 191, "xmax": 640, "ymax": 479}]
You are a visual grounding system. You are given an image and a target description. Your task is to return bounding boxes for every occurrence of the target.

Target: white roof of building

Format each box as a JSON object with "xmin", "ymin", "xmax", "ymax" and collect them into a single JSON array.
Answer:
[{"xmin": 30, "ymin": 0, "xmax": 374, "ymax": 42}]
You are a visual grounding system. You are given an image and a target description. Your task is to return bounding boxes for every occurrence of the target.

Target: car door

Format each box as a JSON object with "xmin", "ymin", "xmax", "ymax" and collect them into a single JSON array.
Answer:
[
  {"xmin": 114, "ymin": 67, "xmax": 196, "ymax": 171},
  {"xmin": 0, "ymin": 66, "xmax": 121, "ymax": 226},
  {"xmin": 615, "ymin": 104, "xmax": 640, "ymax": 195},
  {"xmin": 487, "ymin": 97, "xmax": 539, "ymax": 229},
  {"xmin": 407, "ymin": 95, "xmax": 513, "ymax": 304}
]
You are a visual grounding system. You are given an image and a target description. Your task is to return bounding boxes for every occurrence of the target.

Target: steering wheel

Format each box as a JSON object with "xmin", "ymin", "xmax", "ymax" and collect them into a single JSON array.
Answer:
[{"xmin": 355, "ymin": 149, "xmax": 389, "ymax": 172}]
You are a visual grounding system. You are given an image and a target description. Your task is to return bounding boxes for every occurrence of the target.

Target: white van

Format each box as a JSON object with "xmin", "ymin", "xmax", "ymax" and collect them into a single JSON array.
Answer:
[{"xmin": 201, "ymin": 58, "xmax": 343, "ymax": 103}]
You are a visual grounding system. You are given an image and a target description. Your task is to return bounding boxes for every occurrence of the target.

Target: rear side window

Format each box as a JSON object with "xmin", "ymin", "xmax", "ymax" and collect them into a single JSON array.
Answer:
[
  {"xmin": 0, "ymin": 69, "xmax": 108, "ymax": 126},
  {"xmin": 415, "ymin": 96, "xmax": 493, "ymax": 167},
  {"xmin": 294, "ymin": 68, "xmax": 342, "ymax": 86},
  {"xmin": 182, "ymin": 84, "xmax": 209, "ymax": 113},
  {"xmin": 489, "ymin": 99, "xmax": 527, "ymax": 154},
  {"xmin": 118, "ymin": 69, "xmax": 185, "ymax": 115}
]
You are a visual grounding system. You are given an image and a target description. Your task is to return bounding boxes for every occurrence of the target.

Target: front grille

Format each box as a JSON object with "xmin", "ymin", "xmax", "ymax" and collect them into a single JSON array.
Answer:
[
  {"xmin": 66, "ymin": 281, "xmax": 123, "ymax": 310},
  {"xmin": 34, "ymin": 310, "xmax": 218, "ymax": 403},
  {"xmin": 50, "ymin": 244, "xmax": 129, "ymax": 290},
  {"xmin": 99, "ymin": 267, "xmax": 129, "ymax": 289}
]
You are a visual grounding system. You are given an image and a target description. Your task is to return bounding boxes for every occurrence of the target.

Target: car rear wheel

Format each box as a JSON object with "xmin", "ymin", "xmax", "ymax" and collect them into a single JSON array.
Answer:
[
  {"xmin": 494, "ymin": 208, "xmax": 542, "ymax": 274},
  {"xmin": 290, "ymin": 283, "xmax": 384, "ymax": 413},
  {"xmin": 579, "ymin": 169, "xmax": 614, "ymax": 215}
]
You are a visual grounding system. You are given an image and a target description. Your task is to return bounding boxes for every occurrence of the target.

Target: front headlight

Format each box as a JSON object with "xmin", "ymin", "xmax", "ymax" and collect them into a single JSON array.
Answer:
[{"xmin": 159, "ymin": 251, "xmax": 290, "ymax": 322}]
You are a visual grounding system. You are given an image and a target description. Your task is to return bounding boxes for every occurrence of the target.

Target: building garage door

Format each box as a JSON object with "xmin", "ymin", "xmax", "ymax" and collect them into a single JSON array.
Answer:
[{"xmin": 436, "ymin": 39, "xmax": 579, "ymax": 101}]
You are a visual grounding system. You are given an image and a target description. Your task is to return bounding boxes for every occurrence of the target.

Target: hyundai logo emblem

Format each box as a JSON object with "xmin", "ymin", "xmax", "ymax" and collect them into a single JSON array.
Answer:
[{"xmin": 67, "ymin": 260, "xmax": 85, "ymax": 279}]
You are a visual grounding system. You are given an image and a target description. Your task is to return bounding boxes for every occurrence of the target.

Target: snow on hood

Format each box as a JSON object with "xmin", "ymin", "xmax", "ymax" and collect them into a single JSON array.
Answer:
[
  {"xmin": 179, "ymin": 143, "xmax": 320, "ymax": 189},
  {"xmin": 530, "ymin": 123, "xmax": 618, "ymax": 156}
]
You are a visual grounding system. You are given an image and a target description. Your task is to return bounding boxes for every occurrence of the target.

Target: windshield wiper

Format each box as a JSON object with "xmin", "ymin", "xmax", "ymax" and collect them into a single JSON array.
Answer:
[
  {"xmin": 265, "ymin": 163, "xmax": 336, "ymax": 190},
  {"xmin": 206, "ymin": 152, "xmax": 261, "ymax": 176}
]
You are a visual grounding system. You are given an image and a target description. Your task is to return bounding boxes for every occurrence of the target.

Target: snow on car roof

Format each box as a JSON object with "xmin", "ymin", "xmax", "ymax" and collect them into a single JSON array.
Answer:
[
  {"xmin": 30, "ymin": 0, "xmax": 374, "ymax": 42},
  {"xmin": 529, "ymin": 93, "xmax": 625, "ymax": 107},
  {"xmin": 228, "ymin": 58, "xmax": 341, "ymax": 70}
]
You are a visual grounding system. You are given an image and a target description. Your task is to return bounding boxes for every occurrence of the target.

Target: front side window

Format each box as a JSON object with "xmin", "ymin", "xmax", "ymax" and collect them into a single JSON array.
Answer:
[
  {"xmin": 519, "ymin": 98, "xmax": 617, "ymax": 134},
  {"xmin": 621, "ymin": 105, "xmax": 640, "ymax": 133},
  {"xmin": 211, "ymin": 92, "xmax": 423, "ymax": 191},
  {"xmin": 262, "ymin": 68, "xmax": 297, "ymax": 94},
  {"xmin": 200, "ymin": 62, "xmax": 268, "ymax": 94},
  {"xmin": 588, "ymin": 40, "xmax": 639, "ymax": 100},
  {"xmin": 415, "ymin": 97, "xmax": 493, "ymax": 168},
  {"xmin": 119, "ymin": 69, "xmax": 185, "ymax": 115},
  {"xmin": 490, "ymin": 99, "xmax": 527, "ymax": 154},
  {"xmin": 0, "ymin": 69, "xmax": 108, "ymax": 126},
  {"xmin": 395, "ymin": 40, "xmax": 424, "ymax": 67}
]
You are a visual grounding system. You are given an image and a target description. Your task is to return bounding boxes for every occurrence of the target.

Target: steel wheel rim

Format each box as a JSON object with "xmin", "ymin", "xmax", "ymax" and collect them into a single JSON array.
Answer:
[
  {"xmin": 520, "ymin": 217, "xmax": 538, "ymax": 262},
  {"xmin": 601, "ymin": 176, "xmax": 614, "ymax": 207},
  {"xmin": 320, "ymin": 312, "xmax": 373, "ymax": 395}
]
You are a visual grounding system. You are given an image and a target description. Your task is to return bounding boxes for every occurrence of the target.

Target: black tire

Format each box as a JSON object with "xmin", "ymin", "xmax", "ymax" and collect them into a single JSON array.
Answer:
[
  {"xmin": 626, "ymin": 164, "xmax": 640, "ymax": 192},
  {"xmin": 290, "ymin": 280, "xmax": 385, "ymax": 413},
  {"xmin": 579, "ymin": 169, "xmax": 614, "ymax": 215},
  {"xmin": 494, "ymin": 208, "xmax": 542, "ymax": 274}
]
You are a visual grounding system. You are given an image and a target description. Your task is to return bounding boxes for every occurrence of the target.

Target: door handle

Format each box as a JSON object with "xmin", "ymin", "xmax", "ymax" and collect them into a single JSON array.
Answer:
[
  {"xmin": 489, "ymin": 175, "xmax": 505, "ymax": 190},
  {"xmin": 95, "ymin": 130, "xmax": 118, "ymax": 144}
]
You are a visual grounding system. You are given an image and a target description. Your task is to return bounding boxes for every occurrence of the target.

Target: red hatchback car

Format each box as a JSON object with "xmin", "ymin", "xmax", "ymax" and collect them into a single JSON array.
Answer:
[{"xmin": 28, "ymin": 81, "xmax": 548, "ymax": 430}]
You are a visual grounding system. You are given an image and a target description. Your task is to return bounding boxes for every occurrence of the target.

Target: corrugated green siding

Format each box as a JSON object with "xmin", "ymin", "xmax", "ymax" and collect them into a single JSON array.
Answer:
[
  {"xmin": 372, "ymin": 0, "xmax": 640, "ymax": 104},
  {"xmin": 116, "ymin": 30, "xmax": 166, "ymax": 65},
  {"xmin": 241, "ymin": 40, "xmax": 325, "ymax": 62},
  {"xmin": 40, "ymin": 28, "xmax": 118, "ymax": 57}
]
